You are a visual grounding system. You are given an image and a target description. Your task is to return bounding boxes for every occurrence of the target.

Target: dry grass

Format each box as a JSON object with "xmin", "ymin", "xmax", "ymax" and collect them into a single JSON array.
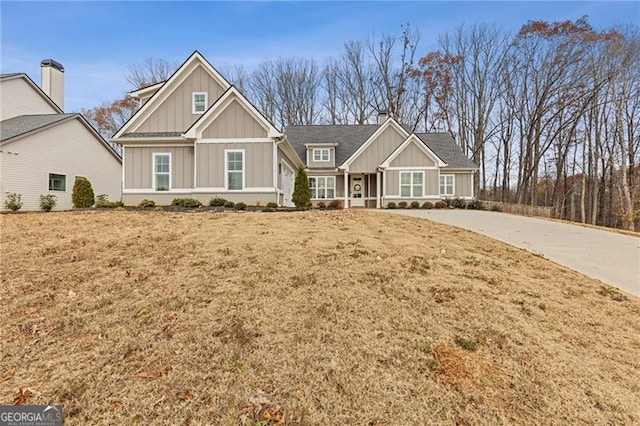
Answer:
[{"xmin": 1, "ymin": 209, "xmax": 639, "ymax": 425}]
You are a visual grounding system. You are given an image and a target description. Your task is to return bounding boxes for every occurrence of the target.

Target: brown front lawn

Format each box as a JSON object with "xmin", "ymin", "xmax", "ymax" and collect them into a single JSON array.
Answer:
[{"xmin": 1, "ymin": 210, "xmax": 639, "ymax": 425}]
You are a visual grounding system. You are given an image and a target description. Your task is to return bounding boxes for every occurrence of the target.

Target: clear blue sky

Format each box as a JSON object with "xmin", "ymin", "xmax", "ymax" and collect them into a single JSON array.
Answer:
[{"xmin": 1, "ymin": 1, "xmax": 638, "ymax": 112}]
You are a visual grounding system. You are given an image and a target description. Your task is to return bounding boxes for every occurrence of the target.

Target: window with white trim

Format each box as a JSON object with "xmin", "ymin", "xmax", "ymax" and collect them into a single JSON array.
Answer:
[
  {"xmin": 192, "ymin": 92, "xmax": 207, "ymax": 114},
  {"xmin": 440, "ymin": 174, "xmax": 454, "ymax": 196},
  {"xmin": 312, "ymin": 148, "xmax": 330, "ymax": 162},
  {"xmin": 226, "ymin": 150, "xmax": 244, "ymax": 190},
  {"xmin": 309, "ymin": 176, "xmax": 335, "ymax": 199},
  {"xmin": 153, "ymin": 153, "xmax": 171, "ymax": 191},
  {"xmin": 49, "ymin": 173, "xmax": 66, "ymax": 191},
  {"xmin": 400, "ymin": 171, "xmax": 424, "ymax": 198}
]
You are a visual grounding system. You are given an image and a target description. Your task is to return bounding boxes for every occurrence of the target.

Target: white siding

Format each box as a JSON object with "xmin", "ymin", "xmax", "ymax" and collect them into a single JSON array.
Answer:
[
  {"xmin": 0, "ymin": 77, "xmax": 59, "ymax": 120},
  {"xmin": 1, "ymin": 118, "xmax": 122, "ymax": 211}
]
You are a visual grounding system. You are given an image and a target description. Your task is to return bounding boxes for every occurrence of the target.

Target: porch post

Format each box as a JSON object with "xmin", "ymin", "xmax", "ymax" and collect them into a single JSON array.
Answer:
[
  {"xmin": 382, "ymin": 170, "xmax": 386, "ymax": 208},
  {"xmin": 343, "ymin": 169, "xmax": 349, "ymax": 208},
  {"xmin": 376, "ymin": 171, "xmax": 381, "ymax": 208}
]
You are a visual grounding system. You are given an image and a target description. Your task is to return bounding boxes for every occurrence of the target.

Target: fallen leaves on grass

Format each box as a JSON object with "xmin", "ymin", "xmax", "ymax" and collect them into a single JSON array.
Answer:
[
  {"xmin": 14, "ymin": 388, "xmax": 32, "ymax": 405},
  {"xmin": 135, "ymin": 372, "xmax": 154, "ymax": 379}
]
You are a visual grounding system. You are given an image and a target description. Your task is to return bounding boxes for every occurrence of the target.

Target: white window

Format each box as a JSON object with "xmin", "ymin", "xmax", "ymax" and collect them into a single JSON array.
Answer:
[
  {"xmin": 309, "ymin": 176, "xmax": 335, "ymax": 199},
  {"xmin": 226, "ymin": 150, "xmax": 244, "ymax": 190},
  {"xmin": 49, "ymin": 173, "xmax": 66, "ymax": 191},
  {"xmin": 440, "ymin": 174, "xmax": 454, "ymax": 196},
  {"xmin": 192, "ymin": 92, "xmax": 207, "ymax": 114},
  {"xmin": 313, "ymin": 148, "xmax": 330, "ymax": 162},
  {"xmin": 153, "ymin": 153, "xmax": 171, "ymax": 191},
  {"xmin": 400, "ymin": 171, "xmax": 424, "ymax": 198}
]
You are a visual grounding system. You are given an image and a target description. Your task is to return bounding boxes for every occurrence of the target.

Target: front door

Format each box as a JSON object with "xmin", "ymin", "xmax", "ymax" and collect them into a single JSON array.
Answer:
[{"xmin": 351, "ymin": 176, "xmax": 364, "ymax": 207}]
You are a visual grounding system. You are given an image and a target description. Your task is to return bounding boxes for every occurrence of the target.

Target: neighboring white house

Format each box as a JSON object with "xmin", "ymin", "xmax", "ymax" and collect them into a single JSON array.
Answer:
[{"xmin": 0, "ymin": 60, "xmax": 122, "ymax": 211}]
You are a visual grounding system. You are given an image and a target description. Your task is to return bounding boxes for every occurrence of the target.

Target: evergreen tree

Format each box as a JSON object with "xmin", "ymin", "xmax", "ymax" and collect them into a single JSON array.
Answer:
[
  {"xmin": 72, "ymin": 177, "xmax": 95, "ymax": 208},
  {"xmin": 292, "ymin": 166, "xmax": 311, "ymax": 208}
]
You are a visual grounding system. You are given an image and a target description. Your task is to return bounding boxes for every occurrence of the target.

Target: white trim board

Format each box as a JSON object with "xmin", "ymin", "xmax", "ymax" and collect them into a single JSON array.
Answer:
[{"xmin": 196, "ymin": 138, "xmax": 273, "ymax": 144}]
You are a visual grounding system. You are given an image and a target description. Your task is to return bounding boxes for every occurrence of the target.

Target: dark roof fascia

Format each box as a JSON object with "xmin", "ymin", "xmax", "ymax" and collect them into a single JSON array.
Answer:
[
  {"xmin": 76, "ymin": 114, "xmax": 123, "ymax": 161},
  {"xmin": 0, "ymin": 114, "xmax": 76, "ymax": 144},
  {"xmin": 130, "ymin": 80, "xmax": 166, "ymax": 93},
  {"xmin": 1, "ymin": 114, "xmax": 122, "ymax": 162}
]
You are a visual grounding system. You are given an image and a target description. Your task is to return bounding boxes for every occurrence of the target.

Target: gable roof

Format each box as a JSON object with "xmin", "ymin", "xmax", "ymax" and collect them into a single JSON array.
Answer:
[
  {"xmin": 0, "ymin": 73, "xmax": 63, "ymax": 114},
  {"xmin": 0, "ymin": 114, "xmax": 76, "ymax": 142},
  {"xmin": 380, "ymin": 134, "xmax": 447, "ymax": 168},
  {"xmin": 128, "ymin": 80, "xmax": 165, "ymax": 98},
  {"xmin": 285, "ymin": 124, "xmax": 476, "ymax": 171},
  {"xmin": 0, "ymin": 113, "xmax": 122, "ymax": 161},
  {"xmin": 183, "ymin": 86, "xmax": 280, "ymax": 139},
  {"xmin": 113, "ymin": 50, "xmax": 232, "ymax": 139},
  {"xmin": 339, "ymin": 118, "xmax": 409, "ymax": 170},
  {"xmin": 415, "ymin": 133, "xmax": 476, "ymax": 169},
  {"xmin": 285, "ymin": 124, "xmax": 380, "ymax": 167}
]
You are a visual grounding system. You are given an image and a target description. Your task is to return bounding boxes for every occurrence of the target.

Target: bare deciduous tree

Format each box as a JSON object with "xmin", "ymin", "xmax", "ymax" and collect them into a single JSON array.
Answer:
[{"xmin": 127, "ymin": 57, "xmax": 178, "ymax": 89}]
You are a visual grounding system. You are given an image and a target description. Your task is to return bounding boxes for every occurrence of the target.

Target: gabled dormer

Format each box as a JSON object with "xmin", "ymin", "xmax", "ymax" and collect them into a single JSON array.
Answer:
[
  {"xmin": 114, "ymin": 51, "xmax": 232, "ymax": 138},
  {"xmin": 306, "ymin": 143, "xmax": 338, "ymax": 169}
]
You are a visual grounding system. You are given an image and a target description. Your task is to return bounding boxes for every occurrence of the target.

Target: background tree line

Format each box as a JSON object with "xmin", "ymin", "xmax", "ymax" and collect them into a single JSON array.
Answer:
[{"xmin": 84, "ymin": 18, "xmax": 639, "ymax": 230}]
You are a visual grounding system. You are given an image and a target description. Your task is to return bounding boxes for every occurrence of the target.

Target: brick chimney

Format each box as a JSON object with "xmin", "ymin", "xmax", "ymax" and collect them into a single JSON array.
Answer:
[{"xmin": 41, "ymin": 59, "xmax": 64, "ymax": 110}]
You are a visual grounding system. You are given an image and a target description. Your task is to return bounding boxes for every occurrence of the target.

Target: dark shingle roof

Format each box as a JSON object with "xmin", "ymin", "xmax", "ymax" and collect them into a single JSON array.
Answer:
[
  {"xmin": 285, "ymin": 124, "xmax": 380, "ymax": 167},
  {"xmin": 285, "ymin": 124, "xmax": 476, "ymax": 170},
  {"xmin": 0, "ymin": 114, "xmax": 76, "ymax": 142},
  {"xmin": 415, "ymin": 133, "xmax": 477, "ymax": 169},
  {"xmin": 121, "ymin": 132, "xmax": 184, "ymax": 138}
]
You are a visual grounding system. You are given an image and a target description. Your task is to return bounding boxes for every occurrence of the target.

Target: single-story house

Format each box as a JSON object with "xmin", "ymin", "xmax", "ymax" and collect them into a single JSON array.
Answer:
[
  {"xmin": 286, "ymin": 119, "xmax": 477, "ymax": 208},
  {"xmin": 112, "ymin": 51, "xmax": 476, "ymax": 208},
  {"xmin": 0, "ymin": 61, "xmax": 122, "ymax": 211}
]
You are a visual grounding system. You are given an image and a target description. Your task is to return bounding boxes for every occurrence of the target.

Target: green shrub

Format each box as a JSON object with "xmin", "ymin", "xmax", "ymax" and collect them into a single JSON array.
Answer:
[
  {"xmin": 72, "ymin": 177, "xmax": 95, "ymax": 208},
  {"xmin": 328, "ymin": 200, "xmax": 341, "ymax": 209},
  {"xmin": 422, "ymin": 201, "xmax": 434, "ymax": 209},
  {"xmin": 138, "ymin": 199, "xmax": 156, "ymax": 208},
  {"xmin": 398, "ymin": 201, "xmax": 408, "ymax": 209},
  {"xmin": 95, "ymin": 194, "xmax": 123, "ymax": 208},
  {"xmin": 410, "ymin": 201, "xmax": 420, "ymax": 209},
  {"xmin": 466, "ymin": 199, "xmax": 486, "ymax": 210},
  {"xmin": 39, "ymin": 194, "xmax": 57, "ymax": 212},
  {"xmin": 387, "ymin": 202, "xmax": 397, "ymax": 209},
  {"xmin": 235, "ymin": 202, "xmax": 247, "ymax": 210},
  {"xmin": 434, "ymin": 200, "xmax": 447, "ymax": 209},
  {"xmin": 450, "ymin": 198, "xmax": 466, "ymax": 209},
  {"xmin": 490, "ymin": 204, "xmax": 502, "ymax": 212},
  {"xmin": 265, "ymin": 202, "xmax": 278, "ymax": 208},
  {"xmin": 454, "ymin": 336, "xmax": 478, "ymax": 352},
  {"xmin": 224, "ymin": 201, "xmax": 235, "ymax": 208},
  {"xmin": 317, "ymin": 201, "xmax": 326, "ymax": 209},
  {"xmin": 209, "ymin": 197, "xmax": 228, "ymax": 207},
  {"xmin": 4, "ymin": 193, "xmax": 23, "ymax": 211},
  {"xmin": 171, "ymin": 198, "xmax": 202, "ymax": 208},
  {"xmin": 292, "ymin": 166, "xmax": 311, "ymax": 208}
]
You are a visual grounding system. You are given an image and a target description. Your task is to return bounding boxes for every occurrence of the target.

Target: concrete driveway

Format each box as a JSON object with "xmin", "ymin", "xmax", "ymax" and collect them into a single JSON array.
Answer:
[{"xmin": 379, "ymin": 209, "xmax": 640, "ymax": 297}]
